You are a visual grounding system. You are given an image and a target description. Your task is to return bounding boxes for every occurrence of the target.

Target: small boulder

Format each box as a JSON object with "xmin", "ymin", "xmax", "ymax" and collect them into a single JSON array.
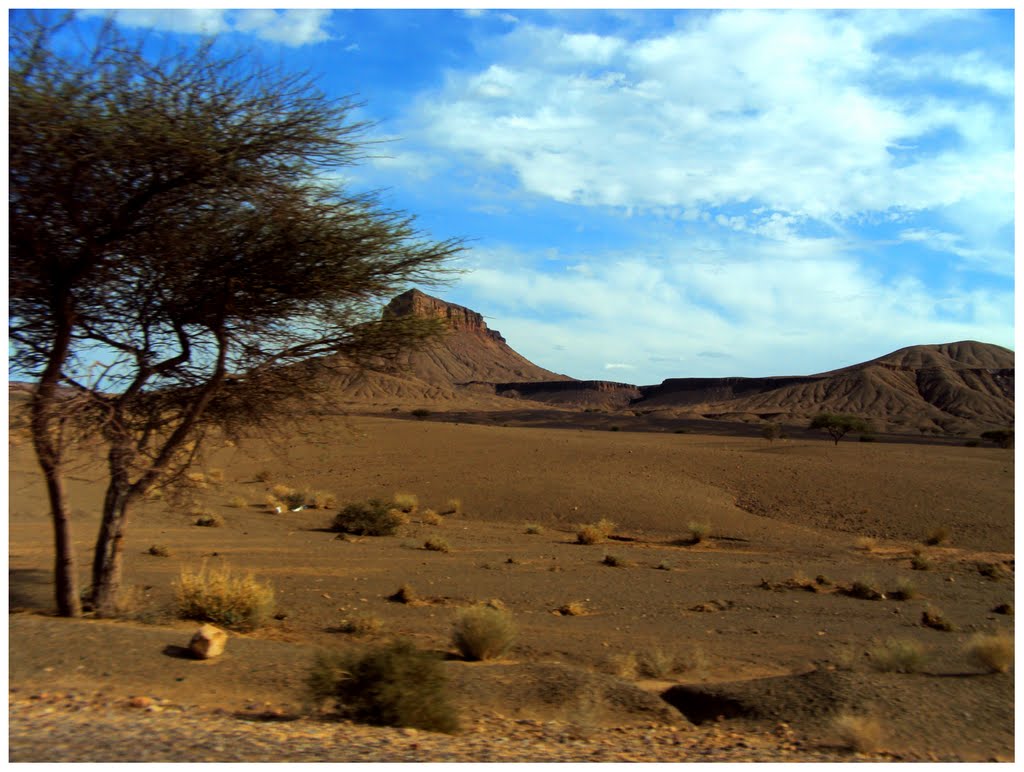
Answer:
[{"xmin": 189, "ymin": 624, "xmax": 228, "ymax": 659}]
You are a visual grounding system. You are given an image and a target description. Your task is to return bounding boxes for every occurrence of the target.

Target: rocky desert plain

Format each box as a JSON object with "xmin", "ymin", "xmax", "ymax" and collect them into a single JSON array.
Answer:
[{"xmin": 8, "ymin": 290, "xmax": 1015, "ymax": 762}]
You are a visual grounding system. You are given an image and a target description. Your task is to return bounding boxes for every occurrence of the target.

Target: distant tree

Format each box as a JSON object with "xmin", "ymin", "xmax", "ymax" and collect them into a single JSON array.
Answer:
[
  {"xmin": 761, "ymin": 422, "xmax": 783, "ymax": 443},
  {"xmin": 9, "ymin": 13, "xmax": 463, "ymax": 617},
  {"xmin": 809, "ymin": 413, "xmax": 870, "ymax": 445},
  {"xmin": 980, "ymin": 429, "xmax": 1014, "ymax": 449}
]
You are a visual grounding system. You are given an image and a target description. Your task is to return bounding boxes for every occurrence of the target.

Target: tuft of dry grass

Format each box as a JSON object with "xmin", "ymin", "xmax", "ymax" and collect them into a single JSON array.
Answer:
[
  {"xmin": 655, "ymin": 560, "xmax": 673, "ymax": 571},
  {"xmin": 302, "ymin": 490, "xmax": 337, "ymax": 509},
  {"xmin": 888, "ymin": 578, "xmax": 919, "ymax": 601},
  {"xmin": 193, "ymin": 512, "xmax": 224, "ymax": 528},
  {"xmin": 264, "ymin": 494, "xmax": 284, "ymax": 511},
  {"xmin": 228, "ymin": 495, "xmax": 248, "ymax": 509},
  {"xmin": 576, "ymin": 518, "xmax": 615, "ymax": 545},
  {"xmin": 387, "ymin": 584, "xmax": 418, "ymax": 605},
  {"xmin": 452, "ymin": 605, "xmax": 516, "ymax": 661},
  {"xmin": 335, "ymin": 614, "xmax": 384, "ymax": 636},
  {"xmin": 685, "ymin": 521, "xmax": 711, "ymax": 544},
  {"xmin": 423, "ymin": 537, "xmax": 451, "ymax": 553},
  {"xmin": 421, "ymin": 509, "xmax": 444, "ymax": 526},
  {"xmin": 992, "ymin": 602, "xmax": 1013, "ymax": 615},
  {"xmin": 965, "ymin": 631, "xmax": 1013, "ymax": 673},
  {"xmin": 441, "ymin": 498, "xmax": 463, "ymax": 516},
  {"xmin": 206, "ymin": 468, "xmax": 225, "ymax": 484},
  {"xmin": 147, "ymin": 544, "xmax": 171, "ymax": 557},
  {"xmin": 920, "ymin": 606, "xmax": 955, "ymax": 632},
  {"xmin": 868, "ymin": 638, "xmax": 928, "ymax": 673},
  {"xmin": 524, "ymin": 523, "xmax": 544, "ymax": 535},
  {"xmin": 842, "ymin": 577, "xmax": 885, "ymax": 601},
  {"xmin": 854, "ymin": 536, "xmax": 877, "ymax": 551},
  {"xmin": 556, "ymin": 601, "xmax": 588, "ymax": 616},
  {"xmin": 254, "ymin": 470, "xmax": 272, "ymax": 483},
  {"xmin": 174, "ymin": 563, "xmax": 275, "ymax": 631},
  {"xmin": 832, "ymin": 712, "xmax": 885, "ymax": 754},
  {"xmin": 601, "ymin": 553, "xmax": 629, "ymax": 567},
  {"xmin": 393, "ymin": 492, "xmax": 419, "ymax": 514},
  {"xmin": 185, "ymin": 471, "xmax": 208, "ymax": 488},
  {"xmin": 910, "ymin": 554, "xmax": 932, "ymax": 571},
  {"xmin": 269, "ymin": 483, "xmax": 295, "ymax": 500},
  {"xmin": 924, "ymin": 527, "xmax": 950, "ymax": 546}
]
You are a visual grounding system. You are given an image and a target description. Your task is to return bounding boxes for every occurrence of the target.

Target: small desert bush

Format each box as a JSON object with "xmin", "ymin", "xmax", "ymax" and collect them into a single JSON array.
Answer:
[
  {"xmin": 193, "ymin": 512, "xmax": 224, "ymax": 528},
  {"xmin": 832, "ymin": 712, "xmax": 884, "ymax": 754},
  {"xmin": 992, "ymin": 602, "xmax": 1013, "ymax": 615},
  {"xmin": 602, "ymin": 652, "xmax": 639, "ymax": 679},
  {"xmin": 335, "ymin": 614, "xmax": 384, "ymax": 636},
  {"xmin": 228, "ymin": 495, "xmax": 248, "ymax": 509},
  {"xmin": 976, "ymin": 562, "xmax": 1006, "ymax": 580},
  {"xmin": 557, "ymin": 601, "xmax": 588, "ymax": 616},
  {"xmin": 270, "ymin": 483, "xmax": 296, "ymax": 500},
  {"xmin": 282, "ymin": 489, "xmax": 307, "ymax": 510},
  {"xmin": 441, "ymin": 498, "xmax": 462, "ymax": 516},
  {"xmin": 452, "ymin": 605, "xmax": 516, "ymax": 661},
  {"xmin": 965, "ymin": 632, "xmax": 1014, "ymax": 673},
  {"xmin": 393, "ymin": 492, "xmax": 419, "ymax": 514},
  {"xmin": 923, "ymin": 527, "xmax": 950, "ymax": 546},
  {"xmin": 889, "ymin": 578, "xmax": 919, "ymax": 601},
  {"xmin": 307, "ymin": 490, "xmax": 337, "ymax": 509},
  {"xmin": 655, "ymin": 560, "xmax": 672, "ymax": 571},
  {"xmin": 185, "ymin": 471, "xmax": 208, "ymax": 488},
  {"xmin": 868, "ymin": 638, "xmax": 928, "ymax": 673},
  {"xmin": 842, "ymin": 578, "xmax": 884, "ymax": 601},
  {"xmin": 423, "ymin": 537, "xmax": 451, "ymax": 553},
  {"xmin": 910, "ymin": 554, "xmax": 932, "ymax": 571},
  {"xmin": 576, "ymin": 518, "xmax": 615, "ymax": 545},
  {"xmin": 174, "ymin": 563, "xmax": 275, "ymax": 631},
  {"xmin": 524, "ymin": 523, "xmax": 544, "ymax": 535},
  {"xmin": 387, "ymin": 584, "xmax": 418, "ymax": 604},
  {"xmin": 147, "ymin": 544, "xmax": 171, "ymax": 557},
  {"xmin": 422, "ymin": 509, "xmax": 444, "ymax": 526},
  {"xmin": 601, "ymin": 553, "xmax": 629, "ymax": 568},
  {"xmin": 264, "ymin": 494, "xmax": 284, "ymax": 511},
  {"xmin": 854, "ymin": 536, "xmax": 877, "ymax": 551},
  {"xmin": 685, "ymin": 521, "xmax": 711, "ymax": 544},
  {"xmin": 332, "ymin": 500, "xmax": 406, "ymax": 536},
  {"xmin": 920, "ymin": 606, "xmax": 955, "ymax": 632},
  {"xmin": 206, "ymin": 468, "xmax": 225, "ymax": 484},
  {"xmin": 307, "ymin": 639, "xmax": 459, "ymax": 733},
  {"xmin": 254, "ymin": 469, "xmax": 272, "ymax": 483}
]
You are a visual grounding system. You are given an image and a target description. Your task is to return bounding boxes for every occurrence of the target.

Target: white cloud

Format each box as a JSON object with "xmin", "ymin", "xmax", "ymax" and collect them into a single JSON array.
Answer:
[
  {"xmin": 86, "ymin": 9, "xmax": 331, "ymax": 46},
  {"xmin": 407, "ymin": 10, "xmax": 1011, "ymax": 233},
  {"xmin": 454, "ymin": 236, "xmax": 1013, "ymax": 384}
]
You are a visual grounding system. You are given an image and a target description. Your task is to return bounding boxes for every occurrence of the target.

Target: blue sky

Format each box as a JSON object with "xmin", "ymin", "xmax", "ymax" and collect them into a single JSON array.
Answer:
[{"xmin": 38, "ymin": 7, "xmax": 1015, "ymax": 384}]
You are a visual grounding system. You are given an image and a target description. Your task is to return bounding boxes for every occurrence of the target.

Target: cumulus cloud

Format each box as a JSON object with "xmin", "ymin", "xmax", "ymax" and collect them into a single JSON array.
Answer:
[
  {"xmin": 86, "ymin": 9, "xmax": 332, "ymax": 46},
  {"xmin": 407, "ymin": 10, "xmax": 1011, "ymax": 230}
]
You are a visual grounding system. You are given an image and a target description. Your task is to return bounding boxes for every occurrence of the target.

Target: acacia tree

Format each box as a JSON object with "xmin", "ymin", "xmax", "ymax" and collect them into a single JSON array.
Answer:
[
  {"xmin": 9, "ymin": 13, "xmax": 463, "ymax": 617},
  {"xmin": 809, "ymin": 413, "xmax": 870, "ymax": 445}
]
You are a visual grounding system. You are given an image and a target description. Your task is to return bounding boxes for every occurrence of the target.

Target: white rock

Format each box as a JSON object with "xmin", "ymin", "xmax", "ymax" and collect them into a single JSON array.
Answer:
[{"xmin": 189, "ymin": 624, "xmax": 228, "ymax": 659}]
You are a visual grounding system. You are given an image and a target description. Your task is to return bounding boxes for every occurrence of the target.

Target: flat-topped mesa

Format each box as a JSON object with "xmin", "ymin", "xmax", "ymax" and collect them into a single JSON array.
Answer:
[{"xmin": 384, "ymin": 289, "xmax": 506, "ymax": 344}]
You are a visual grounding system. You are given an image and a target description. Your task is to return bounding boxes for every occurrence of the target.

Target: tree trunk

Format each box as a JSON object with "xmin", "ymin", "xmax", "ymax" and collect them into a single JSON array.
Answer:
[
  {"xmin": 91, "ymin": 444, "xmax": 134, "ymax": 617},
  {"xmin": 29, "ymin": 309, "xmax": 82, "ymax": 617}
]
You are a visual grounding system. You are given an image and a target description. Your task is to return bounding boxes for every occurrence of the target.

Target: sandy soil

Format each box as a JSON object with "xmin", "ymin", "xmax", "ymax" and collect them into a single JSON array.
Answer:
[{"xmin": 8, "ymin": 413, "xmax": 1015, "ymax": 761}]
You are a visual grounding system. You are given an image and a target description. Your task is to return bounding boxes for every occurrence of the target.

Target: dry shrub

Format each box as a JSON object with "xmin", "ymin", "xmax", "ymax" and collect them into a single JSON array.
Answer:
[
  {"xmin": 854, "ymin": 536, "xmax": 877, "ymax": 551},
  {"xmin": 270, "ymin": 483, "xmax": 296, "ymax": 500},
  {"xmin": 924, "ymin": 527, "xmax": 950, "ymax": 546},
  {"xmin": 174, "ymin": 563, "xmax": 275, "ymax": 631},
  {"xmin": 601, "ymin": 652, "xmax": 639, "ymax": 679},
  {"xmin": 557, "ymin": 601, "xmax": 588, "ymax": 616},
  {"xmin": 422, "ymin": 509, "xmax": 444, "ymax": 526},
  {"xmin": 910, "ymin": 554, "xmax": 932, "ymax": 571},
  {"xmin": 264, "ymin": 494, "xmax": 284, "ymax": 511},
  {"xmin": 977, "ymin": 562, "xmax": 1006, "ymax": 580},
  {"xmin": 524, "ymin": 523, "xmax": 543, "ymax": 535},
  {"xmin": 452, "ymin": 605, "xmax": 516, "ymax": 661},
  {"xmin": 441, "ymin": 498, "xmax": 463, "ymax": 516},
  {"xmin": 601, "ymin": 553, "xmax": 629, "ymax": 567},
  {"xmin": 332, "ymin": 500, "xmax": 406, "ymax": 536},
  {"xmin": 335, "ymin": 614, "xmax": 384, "ymax": 636},
  {"xmin": 387, "ymin": 584, "xmax": 418, "ymax": 604},
  {"xmin": 254, "ymin": 470, "xmax": 272, "ymax": 483},
  {"xmin": 832, "ymin": 712, "xmax": 884, "ymax": 753},
  {"xmin": 576, "ymin": 518, "xmax": 615, "ymax": 545},
  {"xmin": 193, "ymin": 512, "xmax": 224, "ymax": 528},
  {"xmin": 920, "ymin": 606, "xmax": 955, "ymax": 632},
  {"xmin": 282, "ymin": 489, "xmax": 307, "ymax": 510},
  {"xmin": 685, "ymin": 521, "xmax": 711, "ymax": 544},
  {"xmin": 393, "ymin": 492, "xmax": 419, "ymax": 514},
  {"xmin": 965, "ymin": 632, "xmax": 1014, "ymax": 673},
  {"xmin": 185, "ymin": 471, "xmax": 208, "ymax": 488},
  {"xmin": 308, "ymin": 490, "xmax": 337, "ymax": 509},
  {"xmin": 307, "ymin": 639, "xmax": 459, "ymax": 733},
  {"xmin": 868, "ymin": 638, "xmax": 928, "ymax": 673},
  {"xmin": 423, "ymin": 537, "xmax": 451, "ymax": 553},
  {"xmin": 147, "ymin": 544, "xmax": 171, "ymax": 557},
  {"xmin": 206, "ymin": 468, "xmax": 225, "ymax": 484},
  {"xmin": 992, "ymin": 602, "xmax": 1013, "ymax": 615},
  {"xmin": 888, "ymin": 578, "xmax": 919, "ymax": 601},
  {"xmin": 655, "ymin": 560, "xmax": 673, "ymax": 571},
  {"xmin": 842, "ymin": 578, "xmax": 884, "ymax": 601},
  {"xmin": 637, "ymin": 645, "xmax": 706, "ymax": 678},
  {"xmin": 228, "ymin": 495, "xmax": 248, "ymax": 509}
]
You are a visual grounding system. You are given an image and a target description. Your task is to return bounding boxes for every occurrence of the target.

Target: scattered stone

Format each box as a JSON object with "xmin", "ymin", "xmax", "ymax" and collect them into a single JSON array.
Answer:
[
  {"xmin": 189, "ymin": 624, "xmax": 228, "ymax": 659},
  {"xmin": 129, "ymin": 696, "xmax": 154, "ymax": 709}
]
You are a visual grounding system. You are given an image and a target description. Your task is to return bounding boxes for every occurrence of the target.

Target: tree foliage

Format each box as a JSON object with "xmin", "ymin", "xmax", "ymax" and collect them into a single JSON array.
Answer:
[
  {"xmin": 809, "ymin": 413, "xmax": 870, "ymax": 445},
  {"xmin": 9, "ymin": 12, "xmax": 464, "ymax": 616},
  {"xmin": 980, "ymin": 429, "xmax": 1014, "ymax": 448}
]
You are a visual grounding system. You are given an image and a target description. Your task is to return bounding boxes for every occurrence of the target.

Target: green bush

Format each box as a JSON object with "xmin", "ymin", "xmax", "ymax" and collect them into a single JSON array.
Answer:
[
  {"xmin": 332, "ymin": 499, "xmax": 405, "ymax": 536},
  {"xmin": 452, "ymin": 605, "xmax": 516, "ymax": 661},
  {"xmin": 307, "ymin": 639, "xmax": 460, "ymax": 733}
]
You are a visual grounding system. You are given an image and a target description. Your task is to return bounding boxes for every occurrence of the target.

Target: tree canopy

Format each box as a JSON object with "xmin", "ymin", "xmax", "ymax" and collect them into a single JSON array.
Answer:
[{"xmin": 809, "ymin": 413, "xmax": 870, "ymax": 445}]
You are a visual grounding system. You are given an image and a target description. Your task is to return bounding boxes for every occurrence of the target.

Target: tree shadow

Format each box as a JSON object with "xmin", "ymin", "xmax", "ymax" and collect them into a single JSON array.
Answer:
[{"xmin": 9, "ymin": 568, "xmax": 53, "ymax": 610}]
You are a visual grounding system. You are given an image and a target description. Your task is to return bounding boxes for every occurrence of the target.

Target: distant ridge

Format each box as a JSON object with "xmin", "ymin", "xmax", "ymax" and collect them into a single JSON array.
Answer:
[{"xmin": 327, "ymin": 291, "xmax": 1013, "ymax": 434}]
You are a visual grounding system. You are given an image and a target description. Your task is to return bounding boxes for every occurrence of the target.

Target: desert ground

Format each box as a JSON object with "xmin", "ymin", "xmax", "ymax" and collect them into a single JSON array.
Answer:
[{"xmin": 8, "ymin": 406, "xmax": 1015, "ymax": 762}]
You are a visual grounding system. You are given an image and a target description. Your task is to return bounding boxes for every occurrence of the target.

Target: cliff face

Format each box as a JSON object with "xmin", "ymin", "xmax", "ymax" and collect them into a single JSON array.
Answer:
[{"xmin": 384, "ymin": 289, "xmax": 506, "ymax": 344}]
